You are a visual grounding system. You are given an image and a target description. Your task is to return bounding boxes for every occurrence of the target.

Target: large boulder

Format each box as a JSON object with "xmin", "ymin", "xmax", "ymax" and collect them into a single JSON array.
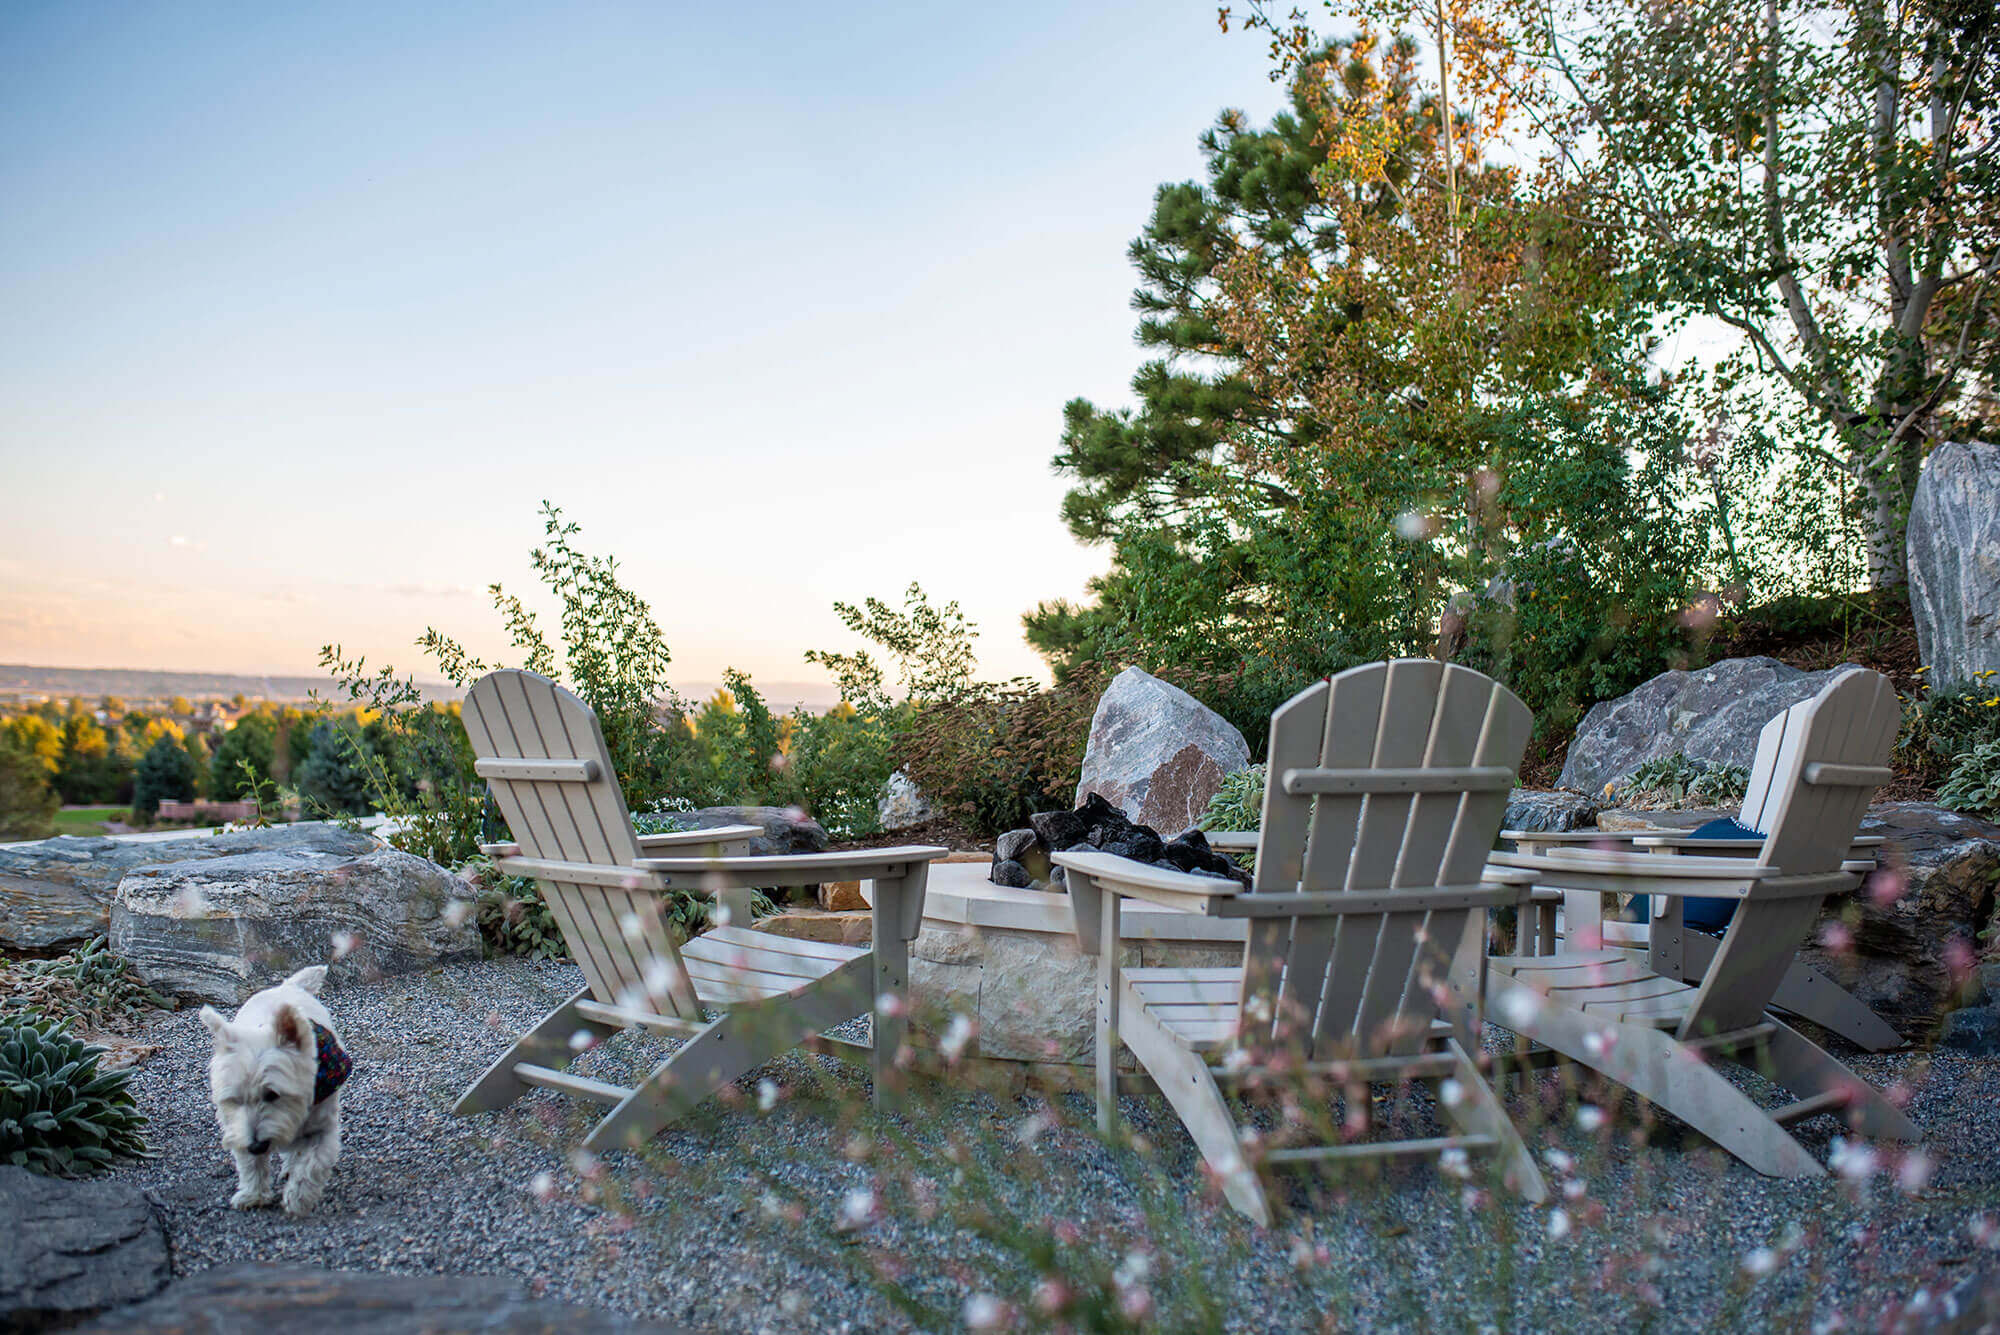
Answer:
[
  {"xmin": 876, "ymin": 771, "xmax": 933, "ymax": 831},
  {"xmin": 0, "ymin": 824, "xmax": 381, "ymax": 952},
  {"xmin": 1503, "ymin": 789, "xmax": 1602, "ymax": 834},
  {"xmin": 109, "ymin": 844, "xmax": 478, "ymax": 1005},
  {"xmin": 75, "ymin": 1263, "xmax": 686, "ymax": 1334},
  {"xmin": 0, "ymin": 1166, "xmax": 170, "ymax": 1330},
  {"xmin": 1074, "ymin": 668, "xmax": 1251, "ymax": 836},
  {"xmin": 1797, "ymin": 802, "xmax": 2000, "ymax": 1037},
  {"xmin": 1558, "ymin": 657, "xmax": 1864, "ymax": 797},
  {"xmin": 1908, "ymin": 440, "xmax": 2000, "ymax": 687}
]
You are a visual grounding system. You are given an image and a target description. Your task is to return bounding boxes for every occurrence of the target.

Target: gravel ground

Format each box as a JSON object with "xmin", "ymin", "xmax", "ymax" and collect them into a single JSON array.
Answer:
[{"xmin": 113, "ymin": 956, "xmax": 2000, "ymax": 1333}]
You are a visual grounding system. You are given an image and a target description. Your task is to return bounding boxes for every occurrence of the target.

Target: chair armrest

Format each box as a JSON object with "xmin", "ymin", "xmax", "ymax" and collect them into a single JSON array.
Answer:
[
  {"xmin": 636, "ymin": 825, "xmax": 760, "ymax": 854},
  {"xmin": 1486, "ymin": 846, "xmax": 1775, "ymax": 899},
  {"xmin": 1500, "ymin": 828, "xmax": 1644, "ymax": 849},
  {"xmin": 631, "ymin": 844, "xmax": 948, "ymax": 890},
  {"xmin": 1051, "ymin": 850, "xmax": 1244, "ymax": 917},
  {"xmin": 1202, "ymin": 830, "xmax": 1259, "ymax": 853}
]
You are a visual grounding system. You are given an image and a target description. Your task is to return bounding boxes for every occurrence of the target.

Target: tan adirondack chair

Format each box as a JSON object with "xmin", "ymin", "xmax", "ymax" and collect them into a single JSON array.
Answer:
[
  {"xmin": 1505, "ymin": 697, "xmax": 1901, "ymax": 1051},
  {"xmin": 1480, "ymin": 668, "xmax": 1921, "ymax": 1178},
  {"xmin": 454, "ymin": 670, "xmax": 945, "ymax": 1150},
  {"xmin": 1053, "ymin": 661, "xmax": 1548, "ymax": 1226}
]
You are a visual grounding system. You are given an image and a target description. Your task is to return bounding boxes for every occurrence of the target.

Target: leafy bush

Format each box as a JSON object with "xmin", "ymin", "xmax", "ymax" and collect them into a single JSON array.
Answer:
[
  {"xmin": 1899, "ymin": 682, "xmax": 2000, "ymax": 788},
  {"xmin": 1612, "ymin": 754, "xmax": 1750, "ymax": 809},
  {"xmin": 1198, "ymin": 764, "xmax": 1266, "ymax": 834},
  {"xmin": 0, "ymin": 937, "xmax": 173, "ymax": 1032},
  {"xmin": 1937, "ymin": 740, "xmax": 2000, "ymax": 819},
  {"xmin": 0, "ymin": 1017, "xmax": 149, "ymax": 1175},
  {"xmin": 464, "ymin": 859, "xmax": 570, "ymax": 961},
  {"xmin": 895, "ymin": 673, "xmax": 1103, "ymax": 835},
  {"xmin": 315, "ymin": 657, "xmax": 489, "ymax": 867}
]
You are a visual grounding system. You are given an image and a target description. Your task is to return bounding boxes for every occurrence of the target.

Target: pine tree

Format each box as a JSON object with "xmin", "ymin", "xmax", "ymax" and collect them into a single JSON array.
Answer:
[{"xmin": 131, "ymin": 735, "xmax": 197, "ymax": 824}]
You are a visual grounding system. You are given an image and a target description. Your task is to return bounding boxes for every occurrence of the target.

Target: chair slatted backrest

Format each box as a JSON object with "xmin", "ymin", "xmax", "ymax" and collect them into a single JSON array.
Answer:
[
  {"xmin": 463, "ymin": 670, "xmax": 701, "ymax": 1020},
  {"xmin": 1241, "ymin": 661, "xmax": 1532, "ymax": 1059},
  {"xmin": 1737, "ymin": 698, "xmax": 1813, "ymax": 833},
  {"xmin": 1680, "ymin": 668, "xmax": 1898, "ymax": 1036}
]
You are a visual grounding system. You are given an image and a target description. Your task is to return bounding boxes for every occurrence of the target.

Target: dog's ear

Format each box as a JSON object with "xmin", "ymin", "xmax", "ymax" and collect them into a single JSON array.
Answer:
[
  {"xmin": 283, "ymin": 965, "xmax": 328, "ymax": 996},
  {"xmin": 199, "ymin": 1006, "xmax": 233, "ymax": 1047},
  {"xmin": 272, "ymin": 1004, "xmax": 311, "ymax": 1052}
]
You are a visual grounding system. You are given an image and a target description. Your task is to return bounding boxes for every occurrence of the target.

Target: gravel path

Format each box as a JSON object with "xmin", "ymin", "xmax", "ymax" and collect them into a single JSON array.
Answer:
[{"xmin": 113, "ymin": 957, "xmax": 2000, "ymax": 1332}]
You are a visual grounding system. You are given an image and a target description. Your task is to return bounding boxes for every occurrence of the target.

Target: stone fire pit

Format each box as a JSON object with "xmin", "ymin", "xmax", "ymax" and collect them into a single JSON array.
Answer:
[{"xmin": 871, "ymin": 860, "xmax": 1248, "ymax": 1080}]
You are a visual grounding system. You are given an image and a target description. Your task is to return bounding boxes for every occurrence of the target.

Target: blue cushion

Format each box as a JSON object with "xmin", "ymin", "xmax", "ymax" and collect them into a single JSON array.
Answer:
[{"xmin": 1682, "ymin": 817, "xmax": 1763, "ymax": 931}]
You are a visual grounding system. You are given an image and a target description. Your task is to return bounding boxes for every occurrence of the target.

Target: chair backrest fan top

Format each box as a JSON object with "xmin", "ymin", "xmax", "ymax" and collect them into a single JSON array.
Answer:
[
  {"xmin": 1242, "ymin": 660, "xmax": 1531, "ymax": 1059},
  {"xmin": 462, "ymin": 670, "xmax": 696, "ymax": 1019}
]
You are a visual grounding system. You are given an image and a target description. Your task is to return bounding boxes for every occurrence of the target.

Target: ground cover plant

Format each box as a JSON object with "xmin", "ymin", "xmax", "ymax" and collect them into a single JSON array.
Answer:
[{"xmin": 0, "ymin": 1015, "xmax": 150, "ymax": 1176}]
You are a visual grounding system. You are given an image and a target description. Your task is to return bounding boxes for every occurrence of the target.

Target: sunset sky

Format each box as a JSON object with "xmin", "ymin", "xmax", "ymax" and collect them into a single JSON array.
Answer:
[{"xmin": 0, "ymin": 2, "xmax": 1291, "ymax": 700}]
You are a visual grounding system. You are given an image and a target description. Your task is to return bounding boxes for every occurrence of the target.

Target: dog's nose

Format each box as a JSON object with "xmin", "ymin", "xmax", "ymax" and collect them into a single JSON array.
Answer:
[{"xmin": 247, "ymin": 1139, "xmax": 271, "ymax": 1155}]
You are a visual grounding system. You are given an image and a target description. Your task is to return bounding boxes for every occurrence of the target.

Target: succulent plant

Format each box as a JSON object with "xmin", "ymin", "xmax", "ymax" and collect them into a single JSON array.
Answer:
[
  {"xmin": 0, "ymin": 935, "xmax": 173, "ymax": 1032},
  {"xmin": 0, "ymin": 1016, "xmax": 150, "ymax": 1175}
]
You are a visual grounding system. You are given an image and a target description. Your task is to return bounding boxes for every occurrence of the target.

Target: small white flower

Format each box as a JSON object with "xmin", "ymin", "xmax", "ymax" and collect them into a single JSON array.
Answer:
[
  {"xmin": 1741, "ymin": 1247, "xmax": 1779, "ymax": 1276},
  {"xmin": 1114, "ymin": 1249, "xmax": 1152, "ymax": 1288},
  {"xmin": 1438, "ymin": 1147, "xmax": 1472, "ymax": 1180},
  {"xmin": 1897, "ymin": 1149, "xmax": 1936, "ymax": 1195},
  {"xmin": 442, "ymin": 899, "xmax": 474, "ymax": 928},
  {"xmin": 568, "ymin": 1028, "xmax": 596, "ymax": 1052},
  {"xmin": 940, "ymin": 1013, "xmax": 976, "ymax": 1062},
  {"xmin": 1011, "ymin": 1110, "xmax": 1055, "ymax": 1147},
  {"xmin": 1968, "ymin": 1213, "xmax": 1999, "ymax": 1249},
  {"xmin": 963, "ymin": 1294, "xmax": 1007, "ymax": 1330},
  {"xmin": 1829, "ymin": 1137, "xmax": 1879, "ymax": 1182},
  {"xmin": 329, "ymin": 930, "xmax": 358, "ymax": 960},
  {"xmin": 837, "ymin": 1186, "xmax": 875, "ymax": 1230},
  {"xmin": 527, "ymin": 1171, "xmax": 556, "ymax": 1201},
  {"xmin": 643, "ymin": 958, "xmax": 680, "ymax": 998},
  {"xmin": 1575, "ymin": 1104, "xmax": 1607, "ymax": 1133},
  {"xmin": 1547, "ymin": 1207, "xmax": 1572, "ymax": 1240},
  {"xmin": 875, "ymin": 991, "xmax": 907, "ymax": 1018},
  {"xmin": 757, "ymin": 1078, "xmax": 779, "ymax": 1112},
  {"xmin": 1222, "ymin": 1047, "xmax": 1254, "ymax": 1074},
  {"xmin": 1438, "ymin": 1078, "xmax": 1466, "ymax": 1108},
  {"xmin": 710, "ymin": 901, "xmax": 733, "ymax": 927},
  {"xmin": 1563, "ymin": 1179, "xmax": 1587, "ymax": 1200},
  {"xmin": 1544, "ymin": 1148, "xmax": 1575, "ymax": 1173},
  {"xmin": 1581, "ymin": 1027, "xmax": 1617, "ymax": 1058},
  {"xmin": 1498, "ymin": 987, "xmax": 1541, "ymax": 1027},
  {"xmin": 567, "ymin": 1148, "xmax": 599, "ymax": 1178},
  {"xmin": 619, "ymin": 911, "xmax": 645, "ymax": 940}
]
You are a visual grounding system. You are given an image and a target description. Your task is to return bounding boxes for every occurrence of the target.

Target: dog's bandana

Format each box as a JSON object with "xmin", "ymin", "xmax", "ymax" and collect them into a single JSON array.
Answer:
[{"xmin": 312, "ymin": 1022, "xmax": 352, "ymax": 1105}]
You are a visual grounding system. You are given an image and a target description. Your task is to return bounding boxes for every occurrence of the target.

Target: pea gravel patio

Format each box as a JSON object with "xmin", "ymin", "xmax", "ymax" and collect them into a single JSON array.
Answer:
[{"xmin": 112, "ymin": 956, "xmax": 2000, "ymax": 1332}]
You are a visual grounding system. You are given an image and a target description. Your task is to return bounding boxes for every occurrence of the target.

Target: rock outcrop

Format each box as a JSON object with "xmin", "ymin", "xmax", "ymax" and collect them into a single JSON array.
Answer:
[
  {"xmin": 110, "ymin": 843, "xmax": 477, "ymax": 1005},
  {"xmin": 0, "ymin": 824, "xmax": 382, "ymax": 952},
  {"xmin": 1907, "ymin": 440, "xmax": 2000, "ymax": 687},
  {"xmin": 0, "ymin": 1166, "xmax": 171, "ymax": 1330},
  {"xmin": 1074, "ymin": 668, "xmax": 1250, "ymax": 836},
  {"xmin": 1559, "ymin": 657, "xmax": 1864, "ymax": 796}
]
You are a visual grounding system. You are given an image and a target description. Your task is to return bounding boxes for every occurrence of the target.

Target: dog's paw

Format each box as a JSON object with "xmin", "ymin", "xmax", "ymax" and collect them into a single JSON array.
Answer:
[
  {"xmin": 281, "ymin": 1182, "xmax": 324, "ymax": 1217},
  {"xmin": 229, "ymin": 1186, "xmax": 276, "ymax": 1209}
]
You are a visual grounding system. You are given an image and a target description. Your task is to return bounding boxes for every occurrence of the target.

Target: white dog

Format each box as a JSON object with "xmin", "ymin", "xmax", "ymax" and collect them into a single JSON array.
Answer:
[{"xmin": 198, "ymin": 966, "xmax": 351, "ymax": 1217}]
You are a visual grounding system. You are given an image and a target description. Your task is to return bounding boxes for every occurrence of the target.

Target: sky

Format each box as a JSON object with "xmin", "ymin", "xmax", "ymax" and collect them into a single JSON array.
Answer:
[{"xmin": 0, "ymin": 1, "xmax": 1294, "ymax": 704}]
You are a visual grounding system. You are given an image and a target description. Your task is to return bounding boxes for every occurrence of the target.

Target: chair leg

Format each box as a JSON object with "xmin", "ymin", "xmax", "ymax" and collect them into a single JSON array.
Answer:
[
  {"xmin": 1431, "ymin": 1037, "xmax": 1547, "ymax": 1203},
  {"xmin": 1676, "ymin": 933, "xmax": 1905, "ymax": 1052},
  {"xmin": 584, "ymin": 956, "xmax": 875, "ymax": 1152},
  {"xmin": 1486, "ymin": 974, "xmax": 1825, "ymax": 1179},
  {"xmin": 1118, "ymin": 992, "xmax": 1270, "ymax": 1227},
  {"xmin": 454, "ymin": 986, "xmax": 617, "ymax": 1115},
  {"xmin": 1757, "ymin": 1017, "xmax": 1922, "ymax": 1141}
]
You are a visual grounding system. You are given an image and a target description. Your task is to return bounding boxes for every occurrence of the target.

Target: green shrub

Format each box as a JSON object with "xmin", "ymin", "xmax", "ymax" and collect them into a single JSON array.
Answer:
[
  {"xmin": 0, "ymin": 937, "xmax": 173, "ymax": 1032},
  {"xmin": 1612, "ymin": 753, "xmax": 1750, "ymax": 809},
  {"xmin": 1198, "ymin": 764, "xmax": 1267, "ymax": 835},
  {"xmin": 129, "ymin": 734, "xmax": 197, "ymax": 824},
  {"xmin": 1937, "ymin": 739, "xmax": 2000, "ymax": 819},
  {"xmin": 0, "ymin": 1017, "xmax": 149, "ymax": 1175},
  {"xmin": 1899, "ymin": 682, "xmax": 2000, "ymax": 787},
  {"xmin": 0, "ymin": 735, "xmax": 58, "ymax": 841}
]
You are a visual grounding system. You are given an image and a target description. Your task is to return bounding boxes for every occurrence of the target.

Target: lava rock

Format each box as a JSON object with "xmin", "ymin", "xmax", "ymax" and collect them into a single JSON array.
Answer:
[
  {"xmin": 1940, "ymin": 1004, "xmax": 2000, "ymax": 1057},
  {"xmin": 1029, "ymin": 808, "xmax": 1087, "ymax": 851},
  {"xmin": 1503, "ymin": 789, "xmax": 1602, "ymax": 835},
  {"xmin": 0, "ymin": 1165, "xmax": 170, "ymax": 1330},
  {"xmin": 991, "ymin": 858, "xmax": 1036, "ymax": 889},
  {"xmin": 994, "ymin": 829, "xmax": 1039, "ymax": 863}
]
